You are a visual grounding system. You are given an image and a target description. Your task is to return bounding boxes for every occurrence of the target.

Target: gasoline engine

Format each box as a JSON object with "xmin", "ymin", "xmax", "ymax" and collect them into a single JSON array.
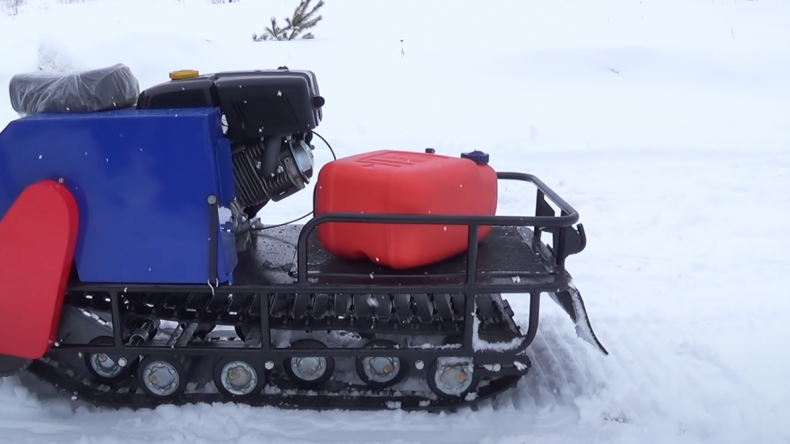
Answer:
[
  {"xmin": 230, "ymin": 132, "xmax": 315, "ymax": 217},
  {"xmin": 136, "ymin": 66, "xmax": 324, "ymax": 218}
]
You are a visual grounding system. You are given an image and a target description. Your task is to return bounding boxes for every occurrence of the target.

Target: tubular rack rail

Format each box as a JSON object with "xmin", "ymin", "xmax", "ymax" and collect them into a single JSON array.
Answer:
[{"xmin": 53, "ymin": 172, "xmax": 586, "ymax": 362}]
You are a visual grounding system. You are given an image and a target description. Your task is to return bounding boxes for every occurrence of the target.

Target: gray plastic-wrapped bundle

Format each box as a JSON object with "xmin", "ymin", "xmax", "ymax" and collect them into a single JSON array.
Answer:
[{"xmin": 9, "ymin": 63, "xmax": 140, "ymax": 116}]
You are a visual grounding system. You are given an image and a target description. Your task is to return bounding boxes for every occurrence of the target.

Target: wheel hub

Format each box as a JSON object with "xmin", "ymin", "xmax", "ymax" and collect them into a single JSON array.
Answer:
[
  {"xmin": 291, "ymin": 357, "xmax": 326, "ymax": 381},
  {"xmin": 221, "ymin": 361, "xmax": 257, "ymax": 395},
  {"xmin": 90, "ymin": 353, "xmax": 122, "ymax": 378},
  {"xmin": 363, "ymin": 356, "xmax": 400, "ymax": 383},
  {"xmin": 435, "ymin": 362, "xmax": 474, "ymax": 396},
  {"xmin": 143, "ymin": 361, "xmax": 179, "ymax": 396}
]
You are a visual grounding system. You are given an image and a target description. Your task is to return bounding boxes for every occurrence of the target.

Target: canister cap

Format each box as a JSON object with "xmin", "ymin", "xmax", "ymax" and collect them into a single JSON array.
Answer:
[
  {"xmin": 169, "ymin": 70, "xmax": 199, "ymax": 80},
  {"xmin": 460, "ymin": 150, "xmax": 489, "ymax": 165}
]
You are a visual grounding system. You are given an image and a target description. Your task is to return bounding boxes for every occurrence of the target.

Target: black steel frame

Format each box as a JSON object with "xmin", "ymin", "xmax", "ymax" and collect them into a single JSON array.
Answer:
[{"xmin": 51, "ymin": 172, "xmax": 585, "ymax": 365}]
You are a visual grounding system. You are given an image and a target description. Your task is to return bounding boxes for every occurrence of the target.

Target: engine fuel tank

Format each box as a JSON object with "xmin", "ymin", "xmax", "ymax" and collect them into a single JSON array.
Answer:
[{"xmin": 314, "ymin": 149, "xmax": 497, "ymax": 269}]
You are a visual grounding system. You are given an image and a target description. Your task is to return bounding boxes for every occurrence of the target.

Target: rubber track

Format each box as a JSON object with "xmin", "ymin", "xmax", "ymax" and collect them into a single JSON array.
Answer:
[
  {"xmin": 26, "ymin": 357, "xmax": 522, "ymax": 412},
  {"xmin": 37, "ymin": 292, "xmax": 526, "ymax": 411}
]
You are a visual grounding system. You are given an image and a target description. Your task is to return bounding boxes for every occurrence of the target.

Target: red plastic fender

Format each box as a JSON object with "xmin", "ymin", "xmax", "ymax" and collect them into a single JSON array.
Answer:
[{"xmin": 0, "ymin": 179, "xmax": 79, "ymax": 359}]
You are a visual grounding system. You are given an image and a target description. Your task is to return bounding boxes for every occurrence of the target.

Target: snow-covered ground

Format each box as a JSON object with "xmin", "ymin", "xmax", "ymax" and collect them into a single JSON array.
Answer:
[{"xmin": 1, "ymin": 0, "xmax": 790, "ymax": 443}]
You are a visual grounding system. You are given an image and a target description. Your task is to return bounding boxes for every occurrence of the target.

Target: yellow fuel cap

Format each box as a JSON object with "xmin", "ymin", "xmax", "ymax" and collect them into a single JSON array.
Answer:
[{"xmin": 169, "ymin": 70, "xmax": 199, "ymax": 80}]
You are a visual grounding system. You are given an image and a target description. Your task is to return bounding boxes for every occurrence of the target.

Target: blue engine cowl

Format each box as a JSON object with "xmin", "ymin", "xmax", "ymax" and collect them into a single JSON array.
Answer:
[{"xmin": 0, "ymin": 107, "xmax": 238, "ymax": 284}]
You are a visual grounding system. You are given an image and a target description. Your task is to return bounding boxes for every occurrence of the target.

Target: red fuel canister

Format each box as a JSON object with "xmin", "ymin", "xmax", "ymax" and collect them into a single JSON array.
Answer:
[{"xmin": 313, "ymin": 149, "xmax": 498, "ymax": 269}]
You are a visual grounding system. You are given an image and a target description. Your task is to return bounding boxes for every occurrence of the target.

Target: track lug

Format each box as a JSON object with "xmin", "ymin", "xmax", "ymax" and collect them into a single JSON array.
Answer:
[
  {"xmin": 0, "ymin": 354, "xmax": 32, "ymax": 377},
  {"xmin": 477, "ymin": 355, "xmax": 531, "ymax": 377}
]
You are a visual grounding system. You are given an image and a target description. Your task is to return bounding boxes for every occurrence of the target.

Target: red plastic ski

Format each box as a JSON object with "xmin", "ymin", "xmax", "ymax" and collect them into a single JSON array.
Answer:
[{"xmin": 0, "ymin": 179, "xmax": 79, "ymax": 359}]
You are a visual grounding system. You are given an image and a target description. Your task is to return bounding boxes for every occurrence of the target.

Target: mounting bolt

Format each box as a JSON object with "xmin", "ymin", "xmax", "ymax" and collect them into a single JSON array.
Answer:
[
  {"xmin": 207, "ymin": 195, "xmax": 217, "ymax": 205},
  {"xmin": 118, "ymin": 357, "xmax": 128, "ymax": 368},
  {"xmin": 415, "ymin": 360, "xmax": 424, "ymax": 370},
  {"xmin": 493, "ymin": 363, "xmax": 501, "ymax": 372},
  {"xmin": 58, "ymin": 177, "xmax": 65, "ymax": 184},
  {"xmin": 265, "ymin": 361, "xmax": 274, "ymax": 370}
]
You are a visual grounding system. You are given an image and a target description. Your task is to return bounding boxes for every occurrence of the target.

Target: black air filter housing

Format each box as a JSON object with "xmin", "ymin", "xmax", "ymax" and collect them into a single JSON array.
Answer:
[{"xmin": 213, "ymin": 69, "xmax": 323, "ymax": 140}]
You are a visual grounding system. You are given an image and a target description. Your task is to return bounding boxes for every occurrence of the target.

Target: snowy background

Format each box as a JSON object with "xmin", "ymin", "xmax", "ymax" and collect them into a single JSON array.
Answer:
[{"xmin": 1, "ymin": 0, "xmax": 789, "ymax": 443}]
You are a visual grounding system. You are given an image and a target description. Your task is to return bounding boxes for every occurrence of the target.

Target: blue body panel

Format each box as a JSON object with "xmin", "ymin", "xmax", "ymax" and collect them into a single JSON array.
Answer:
[{"xmin": 0, "ymin": 107, "xmax": 238, "ymax": 284}]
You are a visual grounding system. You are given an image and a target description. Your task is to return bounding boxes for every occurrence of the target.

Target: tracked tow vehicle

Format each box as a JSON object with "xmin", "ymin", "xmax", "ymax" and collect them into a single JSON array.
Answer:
[{"xmin": 0, "ymin": 64, "xmax": 607, "ymax": 412}]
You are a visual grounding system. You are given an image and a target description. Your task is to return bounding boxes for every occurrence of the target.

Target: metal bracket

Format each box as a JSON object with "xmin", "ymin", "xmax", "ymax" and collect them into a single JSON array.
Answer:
[{"xmin": 207, "ymin": 195, "xmax": 218, "ymax": 283}]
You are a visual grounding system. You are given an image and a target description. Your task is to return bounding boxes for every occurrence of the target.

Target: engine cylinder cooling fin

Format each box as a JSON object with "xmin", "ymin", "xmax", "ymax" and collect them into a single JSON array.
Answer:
[
  {"xmin": 232, "ymin": 138, "xmax": 315, "ymax": 209},
  {"xmin": 232, "ymin": 140, "xmax": 269, "ymax": 208}
]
